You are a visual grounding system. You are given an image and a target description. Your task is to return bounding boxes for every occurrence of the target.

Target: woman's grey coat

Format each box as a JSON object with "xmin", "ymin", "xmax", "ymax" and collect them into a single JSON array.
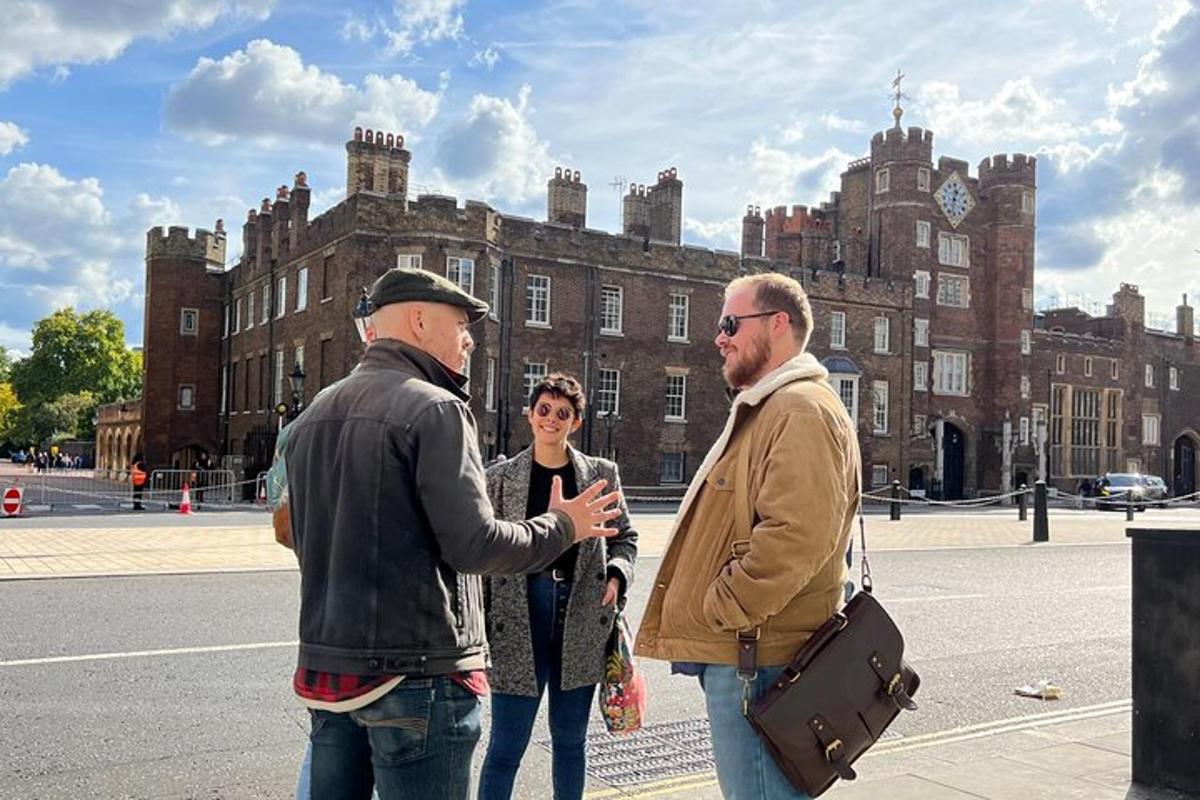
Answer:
[{"xmin": 484, "ymin": 446, "xmax": 638, "ymax": 696}]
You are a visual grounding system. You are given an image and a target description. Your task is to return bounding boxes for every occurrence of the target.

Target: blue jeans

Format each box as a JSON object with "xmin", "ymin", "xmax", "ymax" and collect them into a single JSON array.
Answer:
[
  {"xmin": 700, "ymin": 665, "xmax": 812, "ymax": 800},
  {"xmin": 306, "ymin": 675, "xmax": 481, "ymax": 800},
  {"xmin": 479, "ymin": 575, "xmax": 597, "ymax": 799},
  {"xmin": 295, "ymin": 744, "xmax": 379, "ymax": 800}
]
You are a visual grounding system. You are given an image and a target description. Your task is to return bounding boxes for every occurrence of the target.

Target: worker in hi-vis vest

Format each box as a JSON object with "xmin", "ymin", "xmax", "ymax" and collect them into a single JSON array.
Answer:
[{"xmin": 130, "ymin": 453, "xmax": 147, "ymax": 511}]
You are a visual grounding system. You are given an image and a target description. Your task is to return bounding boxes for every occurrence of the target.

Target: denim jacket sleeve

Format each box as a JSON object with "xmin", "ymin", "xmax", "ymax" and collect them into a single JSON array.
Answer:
[{"xmin": 412, "ymin": 399, "xmax": 574, "ymax": 575}]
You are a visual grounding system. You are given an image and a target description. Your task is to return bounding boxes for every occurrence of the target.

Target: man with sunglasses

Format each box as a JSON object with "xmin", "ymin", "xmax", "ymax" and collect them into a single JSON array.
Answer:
[
  {"xmin": 636, "ymin": 272, "xmax": 862, "ymax": 799},
  {"xmin": 283, "ymin": 267, "xmax": 624, "ymax": 800}
]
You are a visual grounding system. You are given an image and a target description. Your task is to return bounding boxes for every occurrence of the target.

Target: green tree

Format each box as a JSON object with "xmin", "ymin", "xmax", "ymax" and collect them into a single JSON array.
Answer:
[
  {"xmin": 8, "ymin": 391, "xmax": 96, "ymax": 446},
  {"xmin": 10, "ymin": 308, "xmax": 142, "ymax": 406},
  {"xmin": 0, "ymin": 347, "xmax": 11, "ymax": 383},
  {"xmin": 0, "ymin": 382, "xmax": 20, "ymax": 442}
]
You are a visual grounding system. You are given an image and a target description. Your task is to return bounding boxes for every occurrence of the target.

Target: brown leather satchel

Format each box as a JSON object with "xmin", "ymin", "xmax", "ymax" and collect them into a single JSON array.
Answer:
[{"xmin": 737, "ymin": 507, "xmax": 920, "ymax": 797}]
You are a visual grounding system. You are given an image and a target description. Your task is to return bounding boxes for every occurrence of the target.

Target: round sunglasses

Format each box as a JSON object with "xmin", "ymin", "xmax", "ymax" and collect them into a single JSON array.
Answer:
[
  {"xmin": 534, "ymin": 402, "xmax": 575, "ymax": 422},
  {"xmin": 718, "ymin": 310, "xmax": 785, "ymax": 337}
]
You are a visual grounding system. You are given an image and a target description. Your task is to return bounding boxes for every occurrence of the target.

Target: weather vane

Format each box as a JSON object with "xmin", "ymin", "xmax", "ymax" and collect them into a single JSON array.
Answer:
[{"xmin": 891, "ymin": 68, "xmax": 908, "ymax": 127}]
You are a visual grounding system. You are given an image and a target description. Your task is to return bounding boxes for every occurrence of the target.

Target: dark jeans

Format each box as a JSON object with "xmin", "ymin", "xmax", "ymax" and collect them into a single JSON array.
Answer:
[
  {"xmin": 479, "ymin": 575, "xmax": 596, "ymax": 800},
  {"xmin": 309, "ymin": 675, "xmax": 481, "ymax": 800}
]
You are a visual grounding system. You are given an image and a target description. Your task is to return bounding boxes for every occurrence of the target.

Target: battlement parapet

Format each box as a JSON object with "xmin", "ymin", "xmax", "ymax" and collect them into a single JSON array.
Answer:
[
  {"xmin": 146, "ymin": 224, "xmax": 226, "ymax": 264},
  {"xmin": 764, "ymin": 204, "xmax": 832, "ymax": 234},
  {"xmin": 977, "ymin": 153, "xmax": 1036, "ymax": 186},
  {"xmin": 870, "ymin": 125, "xmax": 934, "ymax": 163},
  {"xmin": 937, "ymin": 156, "xmax": 971, "ymax": 179},
  {"xmin": 500, "ymin": 213, "xmax": 739, "ymax": 280}
]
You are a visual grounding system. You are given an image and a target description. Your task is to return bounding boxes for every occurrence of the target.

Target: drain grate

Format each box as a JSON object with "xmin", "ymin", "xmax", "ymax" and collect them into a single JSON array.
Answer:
[
  {"xmin": 538, "ymin": 717, "xmax": 903, "ymax": 787},
  {"xmin": 538, "ymin": 718, "xmax": 715, "ymax": 787}
]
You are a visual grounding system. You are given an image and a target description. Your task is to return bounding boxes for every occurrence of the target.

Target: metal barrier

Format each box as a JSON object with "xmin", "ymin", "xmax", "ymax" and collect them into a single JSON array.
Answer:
[
  {"xmin": 148, "ymin": 469, "xmax": 238, "ymax": 505},
  {"xmin": 5, "ymin": 468, "xmax": 128, "ymax": 507}
]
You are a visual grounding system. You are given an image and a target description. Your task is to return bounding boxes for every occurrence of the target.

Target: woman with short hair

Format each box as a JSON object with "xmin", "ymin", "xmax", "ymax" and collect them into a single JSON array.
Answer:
[{"xmin": 479, "ymin": 373, "xmax": 638, "ymax": 799}]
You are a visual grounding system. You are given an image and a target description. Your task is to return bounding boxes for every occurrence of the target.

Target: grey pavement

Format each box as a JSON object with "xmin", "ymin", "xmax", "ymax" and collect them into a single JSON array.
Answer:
[{"xmin": 2, "ymin": 509, "xmax": 1198, "ymax": 798}]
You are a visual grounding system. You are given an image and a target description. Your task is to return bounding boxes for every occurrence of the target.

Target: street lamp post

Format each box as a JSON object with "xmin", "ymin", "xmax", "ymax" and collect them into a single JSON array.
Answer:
[
  {"xmin": 288, "ymin": 362, "xmax": 306, "ymax": 421},
  {"xmin": 603, "ymin": 411, "xmax": 618, "ymax": 460}
]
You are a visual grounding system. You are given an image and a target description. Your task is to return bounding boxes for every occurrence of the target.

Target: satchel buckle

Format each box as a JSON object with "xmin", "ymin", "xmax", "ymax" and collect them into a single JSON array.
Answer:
[
  {"xmin": 824, "ymin": 738, "xmax": 844, "ymax": 762},
  {"xmin": 731, "ymin": 539, "xmax": 751, "ymax": 558},
  {"xmin": 887, "ymin": 672, "xmax": 903, "ymax": 696},
  {"xmin": 835, "ymin": 613, "xmax": 849, "ymax": 631}
]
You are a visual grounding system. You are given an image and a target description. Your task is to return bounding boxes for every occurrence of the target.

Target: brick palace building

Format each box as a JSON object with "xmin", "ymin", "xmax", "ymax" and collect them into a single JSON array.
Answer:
[{"xmin": 102, "ymin": 108, "xmax": 1199, "ymax": 500}]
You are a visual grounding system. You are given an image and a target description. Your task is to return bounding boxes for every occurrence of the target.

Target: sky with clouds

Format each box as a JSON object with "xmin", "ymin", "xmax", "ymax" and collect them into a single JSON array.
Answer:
[{"xmin": 0, "ymin": 0, "xmax": 1197, "ymax": 351}]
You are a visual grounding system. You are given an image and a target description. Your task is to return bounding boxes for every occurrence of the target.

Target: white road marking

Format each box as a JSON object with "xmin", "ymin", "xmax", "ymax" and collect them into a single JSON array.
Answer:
[
  {"xmin": 870, "ymin": 698, "xmax": 1131, "ymax": 756},
  {"xmin": 882, "ymin": 593, "xmax": 990, "ymax": 603},
  {"xmin": 0, "ymin": 640, "xmax": 298, "ymax": 667}
]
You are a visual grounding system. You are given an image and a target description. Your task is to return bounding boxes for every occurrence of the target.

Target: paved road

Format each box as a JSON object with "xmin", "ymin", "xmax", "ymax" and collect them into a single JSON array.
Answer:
[{"xmin": 0, "ymin": 535, "xmax": 1142, "ymax": 799}]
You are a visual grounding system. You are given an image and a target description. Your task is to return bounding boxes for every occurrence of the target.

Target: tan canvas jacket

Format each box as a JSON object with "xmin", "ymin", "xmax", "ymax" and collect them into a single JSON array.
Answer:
[{"xmin": 634, "ymin": 353, "xmax": 862, "ymax": 667}]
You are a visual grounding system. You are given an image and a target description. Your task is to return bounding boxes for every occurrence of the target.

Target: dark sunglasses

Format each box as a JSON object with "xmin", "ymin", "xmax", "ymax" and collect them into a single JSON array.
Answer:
[
  {"xmin": 535, "ymin": 403, "xmax": 574, "ymax": 422},
  {"xmin": 718, "ymin": 310, "xmax": 785, "ymax": 337}
]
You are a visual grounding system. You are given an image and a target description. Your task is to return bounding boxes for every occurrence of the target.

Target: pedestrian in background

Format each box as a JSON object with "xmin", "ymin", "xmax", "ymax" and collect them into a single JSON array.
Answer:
[
  {"xmin": 635, "ymin": 272, "xmax": 862, "ymax": 800},
  {"xmin": 479, "ymin": 373, "xmax": 638, "ymax": 800},
  {"xmin": 284, "ymin": 267, "xmax": 624, "ymax": 800},
  {"xmin": 130, "ymin": 452, "xmax": 148, "ymax": 511}
]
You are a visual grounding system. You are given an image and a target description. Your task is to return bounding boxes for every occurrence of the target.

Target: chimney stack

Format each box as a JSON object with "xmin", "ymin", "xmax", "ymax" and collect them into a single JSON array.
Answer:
[
  {"xmin": 741, "ymin": 205, "xmax": 764, "ymax": 258},
  {"xmin": 547, "ymin": 167, "xmax": 587, "ymax": 228},
  {"xmin": 648, "ymin": 167, "xmax": 682, "ymax": 245}
]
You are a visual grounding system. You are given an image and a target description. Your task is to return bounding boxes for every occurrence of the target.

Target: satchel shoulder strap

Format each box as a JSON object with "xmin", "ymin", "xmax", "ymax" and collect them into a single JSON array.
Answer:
[{"xmin": 856, "ymin": 463, "xmax": 873, "ymax": 594}]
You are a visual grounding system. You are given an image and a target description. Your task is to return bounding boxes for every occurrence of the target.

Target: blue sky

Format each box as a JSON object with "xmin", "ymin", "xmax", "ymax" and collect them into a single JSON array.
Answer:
[{"xmin": 0, "ymin": 0, "xmax": 1197, "ymax": 351}]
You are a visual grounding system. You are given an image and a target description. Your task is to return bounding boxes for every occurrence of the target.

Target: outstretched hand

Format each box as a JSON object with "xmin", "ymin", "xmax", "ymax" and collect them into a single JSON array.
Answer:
[{"xmin": 549, "ymin": 476, "xmax": 623, "ymax": 543}]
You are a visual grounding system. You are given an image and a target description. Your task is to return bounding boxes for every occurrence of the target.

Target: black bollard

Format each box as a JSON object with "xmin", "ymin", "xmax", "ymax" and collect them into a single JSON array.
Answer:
[
  {"xmin": 890, "ymin": 480, "xmax": 901, "ymax": 521},
  {"xmin": 1129, "ymin": 528, "xmax": 1200, "ymax": 795},
  {"xmin": 1127, "ymin": 501, "xmax": 1135, "ymax": 521},
  {"xmin": 1018, "ymin": 484, "xmax": 1028, "ymax": 522},
  {"xmin": 1033, "ymin": 480, "xmax": 1049, "ymax": 542}
]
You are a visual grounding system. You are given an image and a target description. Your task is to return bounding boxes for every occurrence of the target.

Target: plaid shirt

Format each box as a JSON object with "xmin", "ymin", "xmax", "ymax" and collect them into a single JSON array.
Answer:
[{"xmin": 294, "ymin": 667, "xmax": 489, "ymax": 708}]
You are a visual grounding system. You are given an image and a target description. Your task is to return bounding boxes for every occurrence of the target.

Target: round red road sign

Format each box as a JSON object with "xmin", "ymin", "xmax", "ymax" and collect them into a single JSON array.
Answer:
[{"xmin": 2, "ymin": 486, "xmax": 22, "ymax": 515}]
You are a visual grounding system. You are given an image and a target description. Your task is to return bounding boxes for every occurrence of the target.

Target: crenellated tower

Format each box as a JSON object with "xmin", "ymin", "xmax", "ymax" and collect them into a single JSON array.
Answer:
[{"xmin": 142, "ymin": 224, "xmax": 227, "ymax": 468}]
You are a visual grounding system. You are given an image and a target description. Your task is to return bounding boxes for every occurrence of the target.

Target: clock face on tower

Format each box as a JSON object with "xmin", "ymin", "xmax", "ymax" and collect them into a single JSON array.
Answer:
[{"xmin": 935, "ymin": 172, "xmax": 975, "ymax": 228}]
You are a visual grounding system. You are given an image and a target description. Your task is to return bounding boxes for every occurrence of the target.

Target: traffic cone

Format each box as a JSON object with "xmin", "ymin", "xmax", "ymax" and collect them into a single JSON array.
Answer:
[
  {"xmin": 257, "ymin": 480, "xmax": 267, "ymax": 505},
  {"xmin": 179, "ymin": 483, "xmax": 194, "ymax": 515}
]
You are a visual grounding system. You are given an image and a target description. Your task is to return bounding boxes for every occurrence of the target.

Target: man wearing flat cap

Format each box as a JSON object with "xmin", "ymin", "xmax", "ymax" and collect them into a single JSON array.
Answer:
[{"xmin": 284, "ymin": 267, "xmax": 623, "ymax": 800}]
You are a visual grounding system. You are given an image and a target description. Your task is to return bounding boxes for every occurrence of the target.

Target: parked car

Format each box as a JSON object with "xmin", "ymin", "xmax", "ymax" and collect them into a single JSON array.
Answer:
[
  {"xmin": 1139, "ymin": 474, "xmax": 1169, "ymax": 508},
  {"xmin": 1093, "ymin": 473, "xmax": 1148, "ymax": 511}
]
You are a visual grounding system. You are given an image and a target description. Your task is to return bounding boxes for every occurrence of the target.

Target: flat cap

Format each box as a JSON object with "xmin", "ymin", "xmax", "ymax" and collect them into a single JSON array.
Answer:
[{"xmin": 367, "ymin": 267, "xmax": 489, "ymax": 323}]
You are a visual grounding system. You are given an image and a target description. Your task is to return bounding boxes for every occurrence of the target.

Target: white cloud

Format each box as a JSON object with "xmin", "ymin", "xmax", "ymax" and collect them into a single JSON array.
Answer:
[
  {"xmin": 819, "ymin": 112, "xmax": 867, "ymax": 134},
  {"xmin": 342, "ymin": 14, "xmax": 378, "ymax": 42},
  {"xmin": 916, "ymin": 78, "xmax": 1086, "ymax": 147},
  {"xmin": 373, "ymin": 0, "xmax": 467, "ymax": 56},
  {"xmin": 164, "ymin": 40, "xmax": 441, "ymax": 147},
  {"xmin": 0, "ymin": 0, "xmax": 275, "ymax": 88},
  {"xmin": 744, "ymin": 141, "xmax": 854, "ymax": 210},
  {"xmin": 432, "ymin": 84, "xmax": 551, "ymax": 205},
  {"xmin": 470, "ymin": 46, "xmax": 501, "ymax": 70},
  {"xmin": 0, "ymin": 162, "xmax": 182, "ymax": 348},
  {"xmin": 0, "ymin": 122, "xmax": 29, "ymax": 155},
  {"xmin": 395, "ymin": 0, "xmax": 465, "ymax": 44}
]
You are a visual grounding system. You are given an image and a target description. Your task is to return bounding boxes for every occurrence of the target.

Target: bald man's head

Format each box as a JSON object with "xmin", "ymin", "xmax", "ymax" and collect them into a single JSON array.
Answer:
[{"xmin": 367, "ymin": 301, "xmax": 474, "ymax": 374}]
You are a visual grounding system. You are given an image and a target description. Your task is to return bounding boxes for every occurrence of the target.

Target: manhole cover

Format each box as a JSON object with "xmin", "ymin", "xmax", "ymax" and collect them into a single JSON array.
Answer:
[{"xmin": 537, "ymin": 717, "xmax": 715, "ymax": 787}]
